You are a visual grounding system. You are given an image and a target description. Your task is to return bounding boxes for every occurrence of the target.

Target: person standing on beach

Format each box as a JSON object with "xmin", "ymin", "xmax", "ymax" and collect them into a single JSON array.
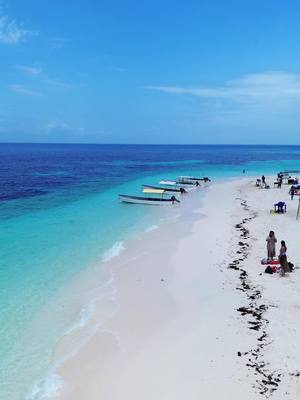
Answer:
[
  {"xmin": 279, "ymin": 240, "xmax": 287, "ymax": 257},
  {"xmin": 279, "ymin": 254, "xmax": 289, "ymax": 276},
  {"xmin": 289, "ymin": 186, "xmax": 295, "ymax": 200},
  {"xmin": 279, "ymin": 240, "xmax": 287, "ymax": 276},
  {"xmin": 266, "ymin": 230, "xmax": 277, "ymax": 260}
]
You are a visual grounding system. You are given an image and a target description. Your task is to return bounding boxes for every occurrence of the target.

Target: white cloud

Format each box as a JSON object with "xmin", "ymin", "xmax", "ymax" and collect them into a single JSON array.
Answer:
[
  {"xmin": 145, "ymin": 71, "xmax": 300, "ymax": 104},
  {"xmin": 15, "ymin": 65, "xmax": 42, "ymax": 76},
  {"xmin": 49, "ymin": 37, "xmax": 68, "ymax": 49},
  {"xmin": 45, "ymin": 120, "xmax": 71, "ymax": 131},
  {"xmin": 44, "ymin": 120, "xmax": 85, "ymax": 135},
  {"xmin": 0, "ymin": 14, "xmax": 35, "ymax": 44},
  {"xmin": 145, "ymin": 71, "xmax": 300, "ymax": 137},
  {"xmin": 8, "ymin": 84, "xmax": 43, "ymax": 96},
  {"xmin": 44, "ymin": 78, "xmax": 74, "ymax": 89},
  {"xmin": 14, "ymin": 66, "xmax": 75, "ymax": 90}
]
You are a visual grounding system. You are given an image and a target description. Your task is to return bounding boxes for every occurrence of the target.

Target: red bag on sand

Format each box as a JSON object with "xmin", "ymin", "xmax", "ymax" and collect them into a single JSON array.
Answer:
[
  {"xmin": 261, "ymin": 259, "xmax": 279, "ymax": 266},
  {"xmin": 271, "ymin": 266, "xmax": 277, "ymax": 273},
  {"xmin": 270, "ymin": 260, "xmax": 279, "ymax": 265}
]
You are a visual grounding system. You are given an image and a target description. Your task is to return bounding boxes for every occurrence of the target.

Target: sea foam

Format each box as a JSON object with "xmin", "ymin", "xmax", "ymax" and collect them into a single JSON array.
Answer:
[
  {"xmin": 63, "ymin": 301, "xmax": 95, "ymax": 337},
  {"xmin": 145, "ymin": 224, "xmax": 159, "ymax": 232},
  {"xmin": 102, "ymin": 241, "xmax": 125, "ymax": 262},
  {"xmin": 26, "ymin": 369, "xmax": 63, "ymax": 400}
]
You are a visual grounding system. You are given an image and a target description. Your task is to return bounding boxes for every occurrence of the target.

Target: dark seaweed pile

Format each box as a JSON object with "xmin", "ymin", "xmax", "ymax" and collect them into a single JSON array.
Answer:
[{"xmin": 228, "ymin": 198, "xmax": 294, "ymax": 397}]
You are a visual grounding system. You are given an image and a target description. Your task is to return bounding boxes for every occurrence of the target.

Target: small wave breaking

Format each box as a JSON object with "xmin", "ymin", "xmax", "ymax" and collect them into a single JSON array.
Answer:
[
  {"xmin": 63, "ymin": 302, "xmax": 95, "ymax": 337},
  {"xmin": 145, "ymin": 224, "xmax": 159, "ymax": 232},
  {"xmin": 26, "ymin": 369, "xmax": 63, "ymax": 400},
  {"xmin": 102, "ymin": 241, "xmax": 125, "ymax": 262}
]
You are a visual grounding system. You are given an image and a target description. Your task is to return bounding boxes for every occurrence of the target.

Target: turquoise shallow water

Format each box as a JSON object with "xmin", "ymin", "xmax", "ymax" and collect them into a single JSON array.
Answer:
[{"xmin": 1, "ymin": 144, "xmax": 300, "ymax": 399}]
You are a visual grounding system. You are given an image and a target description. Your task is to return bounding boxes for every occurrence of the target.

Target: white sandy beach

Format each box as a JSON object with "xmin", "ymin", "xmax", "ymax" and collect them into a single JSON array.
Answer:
[{"xmin": 52, "ymin": 177, "xmax": 300, "ymax": 399}]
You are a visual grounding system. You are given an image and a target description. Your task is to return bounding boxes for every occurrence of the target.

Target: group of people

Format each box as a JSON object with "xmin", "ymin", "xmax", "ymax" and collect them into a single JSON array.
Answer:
[
  {"xmin": 256, "ymin": 175, "xmax": 270, "ymax": 189},
  {"xmin": 266, "ymin": 231, "xmax": 290, "ymax": 276}
]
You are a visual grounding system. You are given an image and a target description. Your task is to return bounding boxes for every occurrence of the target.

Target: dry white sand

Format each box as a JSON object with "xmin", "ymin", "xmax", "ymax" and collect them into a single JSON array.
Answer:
[{"xmin": 53, "ymin": 177, "xmax": 300, "ymax": 399}]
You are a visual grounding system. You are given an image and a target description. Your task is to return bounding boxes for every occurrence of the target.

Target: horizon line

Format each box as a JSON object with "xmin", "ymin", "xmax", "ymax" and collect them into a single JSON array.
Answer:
[{"xmin": 1, "ymin": 142, "xmax": 300, "ymax": 146}]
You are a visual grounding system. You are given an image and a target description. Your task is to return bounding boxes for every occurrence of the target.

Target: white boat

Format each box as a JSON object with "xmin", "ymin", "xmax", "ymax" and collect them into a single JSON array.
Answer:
[
  {"xmin": 119, "ymin": 188, "xmax": 180, "ymax": 205},
  {"xmin": 159, "ymin": 179, "xmax": 196, "ymax": 190},
  {"xmin": 178, "ymin": 175, "xmax": 202, "ymax": 181},
  {"xmin": 160, "ymin": 177, "xmax": 202, "ymax": 186},
  {"xmin": 159, "ymin": 180, "xmax": 177, "ymax": 186},
  {"xmin": 279, "ymin": 170, "xmax": 300, "ymax": 176},
  {"xmin": 177, "ymin": 176, "xmax": 211, "ymax": 184},
  {"xmin": 142, "ymin": 184, "xmax": 187, "ymax": 194},
  {"xmin": 178, "ymin": 179, "xmax": 201, "ymax": 186}
]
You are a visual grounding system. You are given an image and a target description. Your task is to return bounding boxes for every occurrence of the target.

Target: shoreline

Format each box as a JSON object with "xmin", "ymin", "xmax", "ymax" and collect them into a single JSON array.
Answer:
[
  {"xmin": 3, "ymin": 145, "xmax": 300, "ymax": 400},
  {"xmin": 25, "ymin": 182, "xmax": 210, "ymax": 400},
  {"xmin": 51, "ymin": 178, "xmax": 255, "ymax": 399},
  {"xmin": 27, "ymin": 176, "xmax": 300, "ymax": 399}
]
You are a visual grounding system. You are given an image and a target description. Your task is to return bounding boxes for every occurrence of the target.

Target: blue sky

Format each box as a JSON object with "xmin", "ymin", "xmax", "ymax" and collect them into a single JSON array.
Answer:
[{"xmin": 1, "ymin": 1, "xmax": 300, "ymax": 144}]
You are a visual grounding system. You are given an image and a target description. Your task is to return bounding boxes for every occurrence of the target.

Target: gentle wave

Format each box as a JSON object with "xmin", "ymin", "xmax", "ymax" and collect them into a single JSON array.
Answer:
[
  {"xmin": 26, "ymin": 369, "xmax": 63, "ymax": 400},
  {"xmin": 145, "ymin": 224, "xmax": 159, "ymax": 232},
  {"xmin": 32, "ymin": 171, "xmax": 69, "ymax": 176},
  {"xmin": 102, "ymin": 241, "xmax": 125, "ymax": 262},
  {"xmin": 63, "ymin": 302, "xmax": 95, "ymax": 336}
]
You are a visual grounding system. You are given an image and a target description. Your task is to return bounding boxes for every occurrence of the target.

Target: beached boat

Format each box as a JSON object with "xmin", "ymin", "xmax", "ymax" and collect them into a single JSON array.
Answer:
[
  {"xmin": 177, "ymin": 176, "xmax": 211, "ymax": 184},
  {"xmin": 279, "ymin": 170, "xmax": 300, "ymax": 175},
  {"xmin": 142, "ymin": 184, "xmax": 187, "ymax": 194},
  {"xmin": 159, "ymin": 180, "xmax": 177, "ymax": 186},
  {"xmin": 119, "ymin": 188, "xmax": 180, "ymax": 205},
  {"xmin": 178, "ymin": 179, "xmax": 201, "ymax": 186},
  {"xmin": 177, "ymin": 175, "xmax": 202, "ymax": 181},
  {"xmin": 159, "ymin": 179, "xmax": 197, "ymax": 189}
]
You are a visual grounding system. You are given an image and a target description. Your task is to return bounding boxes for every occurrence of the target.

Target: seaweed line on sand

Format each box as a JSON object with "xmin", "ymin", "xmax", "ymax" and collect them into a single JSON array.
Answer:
[{"xmin": 228, "ymin": 197, "xmax": 283, "ymax": 397}]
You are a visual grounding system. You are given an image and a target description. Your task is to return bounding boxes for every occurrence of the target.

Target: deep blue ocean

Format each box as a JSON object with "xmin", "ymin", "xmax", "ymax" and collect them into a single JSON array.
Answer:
[{"xmin": 1, "ymin": 143, "xmax": 300, "ymax": 400}]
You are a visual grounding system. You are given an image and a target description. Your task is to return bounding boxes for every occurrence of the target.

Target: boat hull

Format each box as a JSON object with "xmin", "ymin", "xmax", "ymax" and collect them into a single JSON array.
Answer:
[
  {"xmin": 177, "ymin": 176, "xmax": 211, "ymax": 184},
  {"xmin": 159, "ymin": 180, "xmax": 195, "ymax": 190},
  {"xmin": 119, "ymin": 194, "xmax": 179, "ymax": 205},
  {"xmin": 142, "ymin": 184, "xmax": 186, "ymax": 194}
]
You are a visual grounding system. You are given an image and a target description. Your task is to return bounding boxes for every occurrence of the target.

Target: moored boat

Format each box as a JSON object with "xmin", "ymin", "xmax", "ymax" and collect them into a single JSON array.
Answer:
[
  {"xmin": 119, "ymin": 188, "xmax": 180, "ymax": 205},
  {"xmin": 278, "ymin": 170, "xmax": 300, "ymax": 175},
  {"xmin": 142, "ymin": 184, "xmax": 187, "ymax": 194},
  {"xmin": 159, "ymin": 180, "xmax": 177, "ymax": 186},
  {"xmin": 177, "ymin": 176, "xmax": 211, "ymax": 184},
  {"xmin": 159, "ymin": 179, "xmax": 197, "ymax": 189}
]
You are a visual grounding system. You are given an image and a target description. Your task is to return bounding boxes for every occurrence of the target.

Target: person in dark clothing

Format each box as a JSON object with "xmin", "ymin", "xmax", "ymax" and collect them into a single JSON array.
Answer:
[
  {"xmin": 279, "ymin": 254, "xmax": 290, "ymax": 276},
  {"xmin": 279, "ymin": 240, "xmax": 287, "ymax": 257},
  {"xmin": 289, "ymin": 186, "xmax": 295, "ymax": 200},
  {"xmin": 262, "ymin": 175, "xmax": 266, "ymax": 185}
]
